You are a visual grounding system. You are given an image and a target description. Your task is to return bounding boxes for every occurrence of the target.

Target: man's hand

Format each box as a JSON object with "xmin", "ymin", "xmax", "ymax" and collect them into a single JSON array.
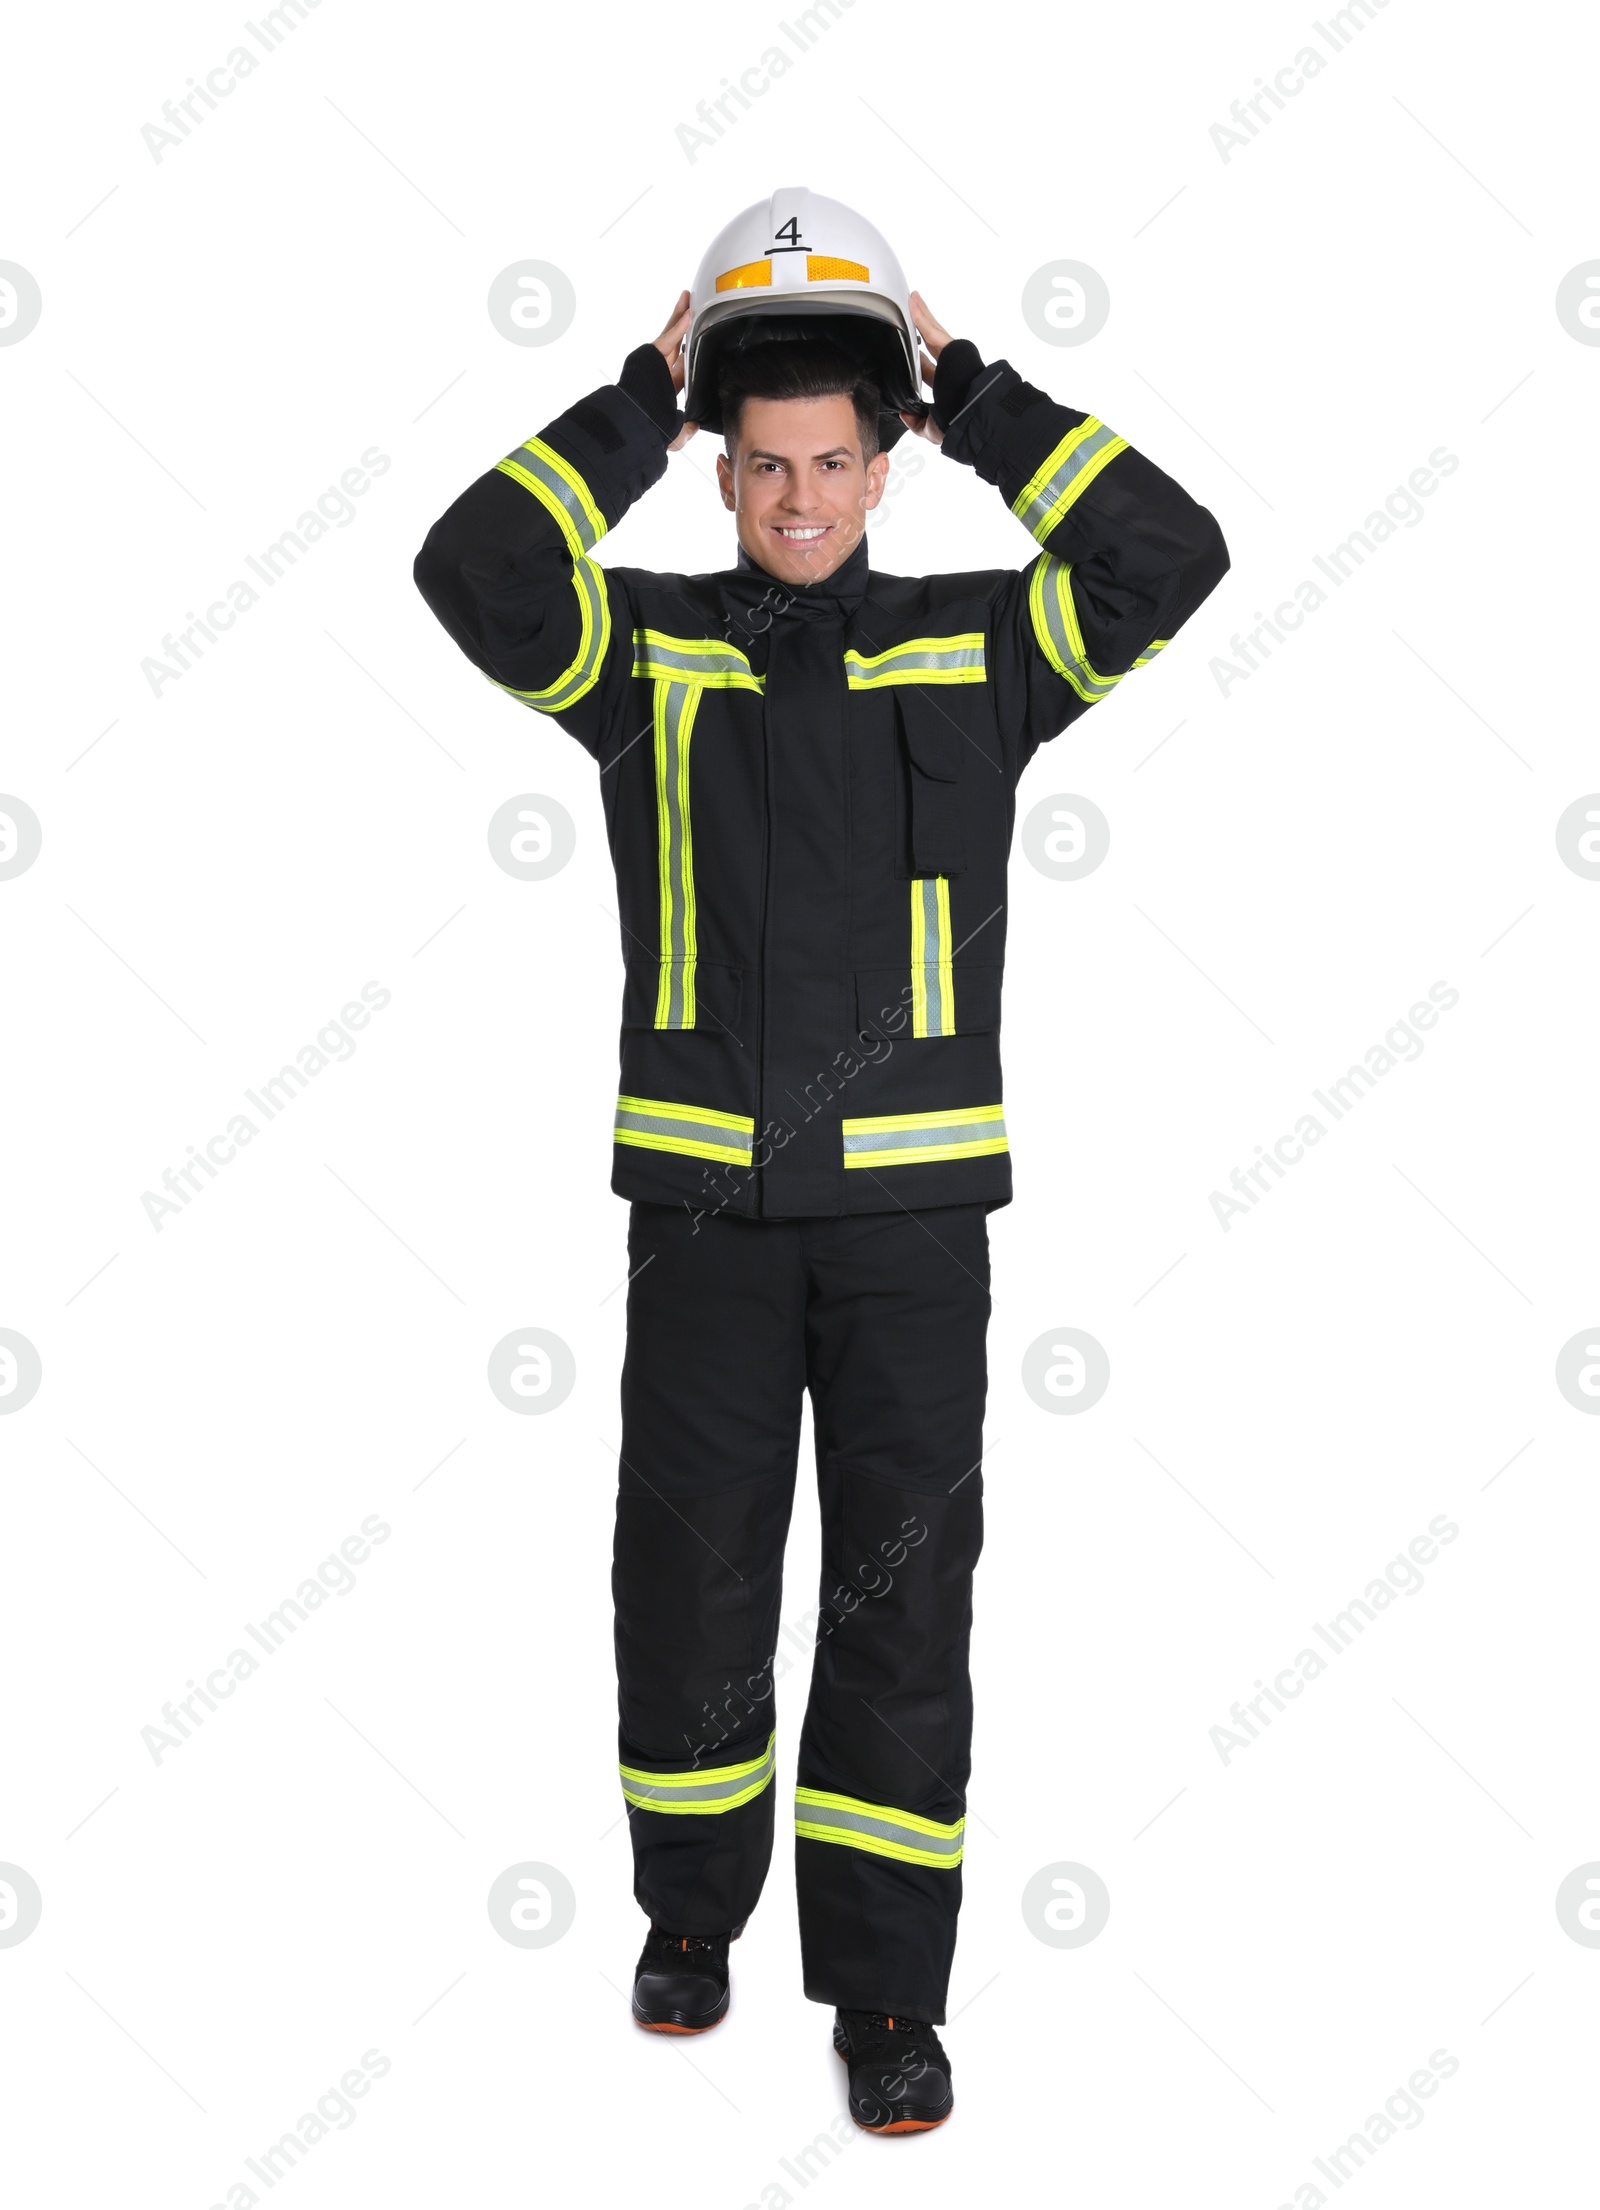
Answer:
[
  {"xmin": 899, "ymin": 290, "xmax": 952, "ymax": 444},
  {"xmin": 653, "ymin": 290, "xmax": 698, "ymax": 450}
]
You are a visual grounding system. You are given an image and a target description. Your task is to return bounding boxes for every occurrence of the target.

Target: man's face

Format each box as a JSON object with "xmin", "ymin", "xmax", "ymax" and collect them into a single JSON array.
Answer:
[{"xmin": 717, "ymin": 394, "xmax": 891, "ymax": 587}]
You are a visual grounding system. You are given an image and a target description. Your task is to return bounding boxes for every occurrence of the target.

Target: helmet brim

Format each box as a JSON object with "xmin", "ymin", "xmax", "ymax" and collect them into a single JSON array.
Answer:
[{"xmin": 684, "ymin": 302, "xmax": 925, "ymax": 437}]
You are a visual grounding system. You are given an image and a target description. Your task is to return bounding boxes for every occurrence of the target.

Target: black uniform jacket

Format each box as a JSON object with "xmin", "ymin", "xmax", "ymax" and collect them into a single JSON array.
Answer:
[{"xmin": 414, "ymin": 340, "xmax": 1228, "ymax": 1219}]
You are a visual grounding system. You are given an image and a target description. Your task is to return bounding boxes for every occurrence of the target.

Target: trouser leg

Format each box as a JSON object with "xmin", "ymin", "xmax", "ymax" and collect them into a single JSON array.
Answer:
[
  {"xmin": 793, "ymin": 1204, "xmax": 990, "ymax": 2023},
  {"xmin": 613, "ymin": 1203, "xmax": 804, "ymax": 1934}
]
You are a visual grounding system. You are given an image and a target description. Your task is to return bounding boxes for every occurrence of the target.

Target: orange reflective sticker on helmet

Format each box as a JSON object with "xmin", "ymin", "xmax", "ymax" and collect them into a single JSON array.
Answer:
[
  {"xmin": 806, "ymin": 256, "xmax": 870, "ymax": 282},
  {"xmin": 715, "ymin": 260, "xmax": 773, "ymax": 291}
]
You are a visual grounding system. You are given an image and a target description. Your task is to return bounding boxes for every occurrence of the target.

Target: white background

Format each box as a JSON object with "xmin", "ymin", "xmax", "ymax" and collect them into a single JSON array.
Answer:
[{"xmin": 2, "ymin": 0, "xmax": 1598, "ymax": 2202}]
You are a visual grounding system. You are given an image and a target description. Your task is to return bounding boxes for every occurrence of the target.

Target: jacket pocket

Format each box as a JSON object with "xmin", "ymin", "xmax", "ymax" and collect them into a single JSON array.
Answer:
[
  {"xmin": 855, "ymin": 963, "xmax": 1003, "ymax": 1039},
  {"xmin": 895, "ymin": 687, "xmax": 966, "ymax": 878},
  {"xmin": 622, "ymin": 948, "xmax": 744, "ymax": 1035}
]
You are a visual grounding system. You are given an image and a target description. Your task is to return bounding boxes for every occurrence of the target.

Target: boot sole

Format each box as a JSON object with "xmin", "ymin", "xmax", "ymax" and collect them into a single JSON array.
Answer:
[{"xmin": 633, "ymin": 1999, "xmax": 730, "ymax": 2035}]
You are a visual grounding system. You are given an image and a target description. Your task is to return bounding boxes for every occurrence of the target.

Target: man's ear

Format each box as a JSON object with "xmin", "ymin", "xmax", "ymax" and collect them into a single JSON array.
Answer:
[
  {"xmin": 716, "ymin": 450, "xmax": 737, "ymax": 512},
  {"xmin": 862, "ymin": 449, "xmax": 892, "ymax": 511}
]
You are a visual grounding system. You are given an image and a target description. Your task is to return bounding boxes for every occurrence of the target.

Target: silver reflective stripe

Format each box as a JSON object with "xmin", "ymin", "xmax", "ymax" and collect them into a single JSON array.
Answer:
[
  {"xmin": 1028, "ymin": 555, "xmax": 1120, "ymax": 705},
  {"xmin": 844, "ymin": 636, "xmax": 986, "ymax": 687},
  {"xmin": 653, "ymin": 681, "xmax": 700, "ymax": 1029},
  {"xmin": 794, "ymin": 1788, "xmax": 965, "ymax": 1866},
  {"xmin": 621, "ymin": 1733, "xmax": 775, "ymax": 1815},
  {"xmin": 843, "ymin": 1113, "xmax": 1004, "ymax": 1155},
  {"xmin": 1013, "ymin": 418, "xmax": 1128, "ymax": 542},
  {"xmin": 498, "ymin": 437, "xmax": 603, "ymax": 554},
  {"xmin": 634, "ymin": 631, "xmax": 759, "ymax": 686},
  {"xmin": 498, "ymin": 555, "xmax": 610, "ymax": 713},
  {"xmin": 912, "ymin": 877, "xmax": 954, "ymax": 1038},
  {"xmin": 613, "ymin": 1098, "xmax": 753, "ymax": 1164}
]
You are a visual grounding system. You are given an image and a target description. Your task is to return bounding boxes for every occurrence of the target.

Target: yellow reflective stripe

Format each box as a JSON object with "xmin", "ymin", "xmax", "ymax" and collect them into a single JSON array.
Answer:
[
  {"xmin": 844, "ymin": 634, "xmax": 986, "ymax": 688},
  {"xmin": 495, "ymin": 435, "xmax": 607, "ymax": 558},
  {"xmin": 622, "ymin": 1731, "xmax": 776, "ymax": 1814},
  {"xmin": 616, "ymin": 1095, "xmax": 752, "ymax": 1132},
  {"xmin": 493, "ymin": 555, "xmax": 611, "ymax": 714},
  {"xmin": 1026, "ymin": 555, "xmax": 1121, "ymax": 705},
  {"xmin": 910, "ymin": 878, "xmax": 954, "ymax": 1038},
  {"xmin": 652, "ymin": 680, "xmax": 701, "ymax": 1029},
  {"xmin": 841, "ymin": 1104, "xmax": 1007, "ymax": 1170},
  {"xmin": 614, "ymin": 1095, "xmax": 754, "ymax": 1167},
  {"xmin": 844, "ymin": 1105, "xmax": 1006, "ymax": 1133},
  {"xmin": 633, "ymin": 630, "xmax": 764, "ymax": 691},
  {"xmin": 635, "ymin": 661, "xmax": 763, "ymax": 691},
  {"xmin": 909, "ymin": 879, "xmax": 927, "ymax": 1038},
  {"xmin": 1011, "ymin": 418, "xmax": 1129, "ymax": 543},
  {"xmin": 794, "ymin": 1786, "xmax": 965, "ymax": 1868},
  {"xmin": 1134, "ymin": 638, "xmax": 1169, "ymax": 666}
]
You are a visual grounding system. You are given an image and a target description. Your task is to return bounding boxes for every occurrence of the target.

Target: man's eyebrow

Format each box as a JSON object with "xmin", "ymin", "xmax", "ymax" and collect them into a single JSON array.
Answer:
[{"xmin": 744, "ymin": 446, "xmax": 855, "ymax": 462}]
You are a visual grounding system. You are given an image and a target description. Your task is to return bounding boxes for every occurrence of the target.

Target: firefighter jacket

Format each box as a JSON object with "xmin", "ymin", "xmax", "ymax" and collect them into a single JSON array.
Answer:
[{"xmin": 414, "ymin": 339, "xmax": 1229, "ymax": 1219}]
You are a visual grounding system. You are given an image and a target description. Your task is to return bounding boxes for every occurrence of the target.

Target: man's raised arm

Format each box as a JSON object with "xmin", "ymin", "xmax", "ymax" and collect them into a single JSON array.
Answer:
[{"xmin": 413, "ymin": 293, "xmax": 695, "ymax": 754}]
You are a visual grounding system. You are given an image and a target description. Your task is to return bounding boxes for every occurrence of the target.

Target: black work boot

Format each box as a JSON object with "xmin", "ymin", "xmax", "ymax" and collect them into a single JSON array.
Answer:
[
  {"xmin": 631, "ymin": 1922, "xmax": 743, "ymax": 2033},
  {"xmin": 833, "ymin": 2008, "xmax": 955, "ymax": 2132}
]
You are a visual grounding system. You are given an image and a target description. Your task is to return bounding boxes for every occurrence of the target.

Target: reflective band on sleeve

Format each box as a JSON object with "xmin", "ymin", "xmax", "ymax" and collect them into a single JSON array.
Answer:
[
  {"xmin": 909, "ymin": 878, "xmax": 954, "ymax": 1038},
  {"xmin": 794, "ymin": 1786, "xmax": 965, "ymax": 1868},
  {"xmin": 841, "ymin": 1105, "xmax": 1007, "ymax": 1169},
  {"xmin": 1027, "ymin": 554, "xmax": 1122, "ymax": 706},
  {"xmin": 1134, "ymin": 638, "xmax": 1169, "ymax": 666},
  {"xmin": 652, "ymin": 680, "xmax": 702, "ymax": 1029},
  {"xmin": 494, "ymin": 554, "xmax": 612, "ymax": 714},
  {"xmin": 633, "ymin": 631, "xmax": 763, "ymax": 691},
  {"xmin": 1011, "ymin": 418, "xmax": 1128, "ymax": 543},
  {"xmin": 496, "ymin": 435, "xmax": 607, "ymax": 558},
  {"xmin": 614, "ymin": 1096, "xmax": 755, "ymax": 1168},
  {"xmin": 844, "ymin": 634, "xmax": 986, "ymax": 688},
  {"xmin": 621, "ymin": 1731, "xmax": 776, "ymax": 1815}
]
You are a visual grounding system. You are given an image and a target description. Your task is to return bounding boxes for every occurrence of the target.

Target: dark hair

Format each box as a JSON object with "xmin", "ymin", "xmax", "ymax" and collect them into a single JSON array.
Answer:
[{"xmin": 717, "ymin": 337, "xmax": 882, "ymax": 459}]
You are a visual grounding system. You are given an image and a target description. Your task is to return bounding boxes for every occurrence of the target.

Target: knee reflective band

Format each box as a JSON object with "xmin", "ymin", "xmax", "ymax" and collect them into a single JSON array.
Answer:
[
  {"xmin": 841, "ymin": 1105, "xmax": 1007, "ymax": 1169},
  {"xmin": 495, "ymin": 554, "xmax": 611, "ymax": 714},
  {"xmin": 497, "ymin": 436, "xmax": 607, "ymax": 558},
  {"xmin": 794, "ymin": 1787, "xmax": 965, "ymax": 1868},
  {"xmin": 1012, "ymin": 417, "xmax": 1128, "ymax": 544},
  {"xmin": 652, "ymin": 681, "xmax": 702, "ymax": 1028},
  {"xmin": 633, "ymin": 631, "xmax": 764, "ymax": 691},
  {"xmin": 1027, "ymin": 554, "xmax": 1123, "ymax": 706},
  {"xmin": 910, "ymin": 878, "xmax": 954, "ymax": 1038},
  {"xmin": 844, "ymin": 635, "xmax": 986, "ymax": 688},
  {"xmin": 614, "ymin": 1096, "xmax": 755, "ymax": 1167},
  {"xmin": 622, "ymin": 1732, "xmax": 777, "ymax": 1815}
]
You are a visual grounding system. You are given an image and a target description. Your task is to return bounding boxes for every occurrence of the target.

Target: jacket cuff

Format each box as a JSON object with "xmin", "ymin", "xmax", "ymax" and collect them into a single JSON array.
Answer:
[
  {"xmin": 931, "ymin": 339, "xmax": 986, "ymax": 432},
  {"xmin": 939, "ymin": 357, "xmax": 1089, "ymax": 490},
  {"xmin": 528, "ymin": 361, "xmax": 676, "ymax": 535},
  {"xmin": 617, "ymin": 342, "xmax": 681, "ymax": 441}
]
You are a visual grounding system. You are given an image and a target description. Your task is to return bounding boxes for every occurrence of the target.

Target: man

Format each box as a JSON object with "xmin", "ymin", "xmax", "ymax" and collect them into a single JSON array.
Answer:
[{"xmin": 414, "ymin": 193, "xmax": 1227, "ymax": 2134}]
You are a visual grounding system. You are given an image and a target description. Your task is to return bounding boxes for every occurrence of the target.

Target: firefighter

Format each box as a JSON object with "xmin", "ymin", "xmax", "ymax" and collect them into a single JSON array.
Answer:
[{"xmin": 415, "ymin": 188, "xmax": 1228, "ymax": 2134}]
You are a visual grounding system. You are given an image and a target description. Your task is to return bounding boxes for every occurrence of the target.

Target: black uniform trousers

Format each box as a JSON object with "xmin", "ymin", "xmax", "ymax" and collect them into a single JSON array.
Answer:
[{"xmin": 613, "ymin": 1199, "xmax": 989, "ymax": 2023}]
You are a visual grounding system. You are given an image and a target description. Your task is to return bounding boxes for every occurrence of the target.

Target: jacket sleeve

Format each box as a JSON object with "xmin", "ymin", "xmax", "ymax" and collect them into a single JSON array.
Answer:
[
  {"xmin": 933, "ymin": 341, "xmax": 1230, "ymax": 768},
  {"xmin": 412, "ymin": 345, "xmax": 679, "ymax": 759}
]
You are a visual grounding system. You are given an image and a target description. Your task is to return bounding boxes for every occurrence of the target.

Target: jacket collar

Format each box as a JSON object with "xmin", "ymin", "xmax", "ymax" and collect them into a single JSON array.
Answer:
[{"xmin": 733, "ymin": 531, "xmax": 870, "ymax": 618}]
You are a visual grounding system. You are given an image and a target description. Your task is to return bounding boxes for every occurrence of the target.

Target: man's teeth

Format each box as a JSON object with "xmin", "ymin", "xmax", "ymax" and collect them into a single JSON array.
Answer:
[{"xmin": 776, "ymin": 526, "xmax": 828, "ymax": 539}]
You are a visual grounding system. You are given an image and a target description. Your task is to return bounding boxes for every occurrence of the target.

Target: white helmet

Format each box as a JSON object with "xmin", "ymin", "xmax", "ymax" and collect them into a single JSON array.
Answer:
[{"xmin": 683, "ymin": 186, "xmax": 924, "ymax": 440}]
